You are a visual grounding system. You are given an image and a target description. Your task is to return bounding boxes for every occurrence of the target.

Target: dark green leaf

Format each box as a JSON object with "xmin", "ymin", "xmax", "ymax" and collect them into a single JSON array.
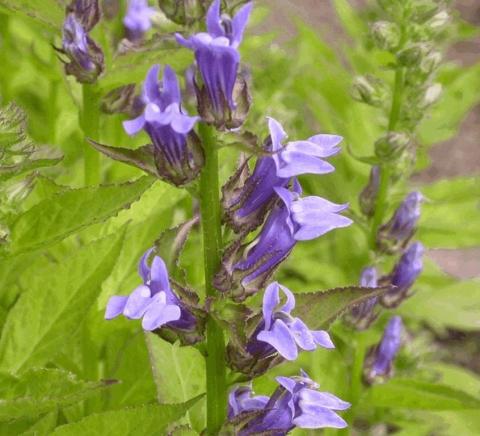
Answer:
[
  {"xmin": 4, "ymin": 176, "xmax": 153, "ymax": 255},
  {"xmin": 51, "ymin": 397, "xmax": 202, "ymax": 436},
  {"xmin": 294, "ymin": 286, "xmax": 391, "ymax": 329},
  {"xmin": 0, "ymin": 368, "xmax": 115, "ymax": 422},
  {"xmin": 0, "ymin": 229, "xmax": 126, "ymax": 373}
]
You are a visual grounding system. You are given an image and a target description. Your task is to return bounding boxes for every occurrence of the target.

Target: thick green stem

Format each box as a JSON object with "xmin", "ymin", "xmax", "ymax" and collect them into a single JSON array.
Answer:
[
  {"xmin": 80, "ymin": 84, "xmax": 101, "ymax": 186},
  {"xmin": 198, "ymin": 122, "xmax": 227, "ymax": 434},
  {"xmin": 369, "ymin": 67, "xmax": 405, "ymax": 249}
]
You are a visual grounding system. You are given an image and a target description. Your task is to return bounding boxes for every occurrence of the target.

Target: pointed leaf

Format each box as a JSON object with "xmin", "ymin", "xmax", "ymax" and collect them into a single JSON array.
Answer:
[
  {"xmin": 3, "ymin": 176, "xmax": 153, "ymax": 255},
  {"xmin": 51, "ymin": 397, "xmax": 202, "ymax": 436},
  {"xmin": 0, "ymin": 229, "xmax": 126, "ymax": 373},
  {"xmin": 0, "ymin": 368, "xmax": 116, "ymax": 422},
  {"xmin": 294, "ymin": 286, "xmax": 391, "ymax": 329},
  {"xmin": 88, "ymin": 139, "xmax": 159, "ymax": 177}
]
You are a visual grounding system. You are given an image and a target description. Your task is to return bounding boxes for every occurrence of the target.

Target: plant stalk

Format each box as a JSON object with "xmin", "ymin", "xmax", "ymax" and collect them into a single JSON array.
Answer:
[
  {"xmin": 80, "ymin": 84, "xmax": 101, "ymax": 186},
  {"xmin": 369, "ymin": 67, "xmax": 405, "ymax": 248},
  {"xmin": 198, "ymin": 122, "xmax": 227, "ymax": 434}
]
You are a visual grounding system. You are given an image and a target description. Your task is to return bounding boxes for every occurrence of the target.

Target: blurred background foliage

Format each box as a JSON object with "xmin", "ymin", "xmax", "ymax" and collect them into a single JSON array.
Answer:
[{"xmin": 0, "ymin": 0, "xmax": 479, "ymax": 434}]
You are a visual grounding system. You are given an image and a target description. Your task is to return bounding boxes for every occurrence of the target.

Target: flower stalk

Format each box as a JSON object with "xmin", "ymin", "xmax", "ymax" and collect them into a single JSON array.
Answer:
[
  {"xmin": 81, "ymin": 84, "xmax": 101, "ymax": 185},
  {"xmin": 198, "ymin": 122, "xmax": 227, "ymax": 434}
]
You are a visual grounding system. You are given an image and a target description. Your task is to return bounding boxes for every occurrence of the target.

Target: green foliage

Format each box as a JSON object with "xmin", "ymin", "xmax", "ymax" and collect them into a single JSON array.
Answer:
[
  {"xmin": 0, "ymin": 230, "xmax": 125, "ymax": 373},
  {"xmin": 365, "ymin": 379, "xmax": 480, "ymax": 410},
  {"xmin": 3, "ymin": 176, "xmax": 153, "ymax": 255},
  {"xmin": 51, "ymin": 398, "xmax": 202, "ymax": 435},
  {"xmin": 0, "ymin": 368, "xmax": 115, "ymax": 421}
]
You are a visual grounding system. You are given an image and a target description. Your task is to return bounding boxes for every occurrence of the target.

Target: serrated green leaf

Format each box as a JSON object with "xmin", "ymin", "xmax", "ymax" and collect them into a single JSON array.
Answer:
[
  {"xmin": 51, "ymin": 397, "xmax": 202, "ymax": 436},
  {"xmin": 294, "ymin": 286, "xmax": 390, "ymax": 329},
  {"xmin": 0, "ymin": 230, "xmax": 126, "ymax": 373},
  {"xmin": 0, "ymin": 368, "xmax": 114, "ymax": 422},
  {"xmin": 366, "ymin": 379, "xmax": 480, "ymax": 410},
  {"xmin": 0, "ymin": 0, "xmax": 63, "ymax": 30},
  {"xmin": 4, "ymin": 176, "xmax": 153, "ymax": 255}
]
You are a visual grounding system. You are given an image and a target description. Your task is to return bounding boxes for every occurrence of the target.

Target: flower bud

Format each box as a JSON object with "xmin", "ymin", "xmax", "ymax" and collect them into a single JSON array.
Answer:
[
  {"xmin": 378, "ymin": 192, "xmax": 423, "ymax": 252},
  {"xmin": 428, "ymin": 10, "xmax": 449, "ymax": 29},
  {"xmin": 351, "ymin": 76, "xmax": 387, "ymax": 107},
  {"xmin": 374, "ymin": 132, "xmax": 410, "ymax": 161},
  {"xmin": 371, "ymin": 21, "xmax": 400, "ymax": 51},
  {"xmin": 59, "ymin": 1, "xmax": 104, "ymax": 84},
  {"xmin": 381, "ymin": 242, "xmax": 424, "ymax": 308},
  {"xmin": 364, "ymin": 316, "xmax": 403, "ymax": 384},
  {"xmin": 420, "ymin": 51, "xmax": 442, "ymax": 75},
  {"xmin": 397, "ymin": 43, "xmax": 432, "ymax": 67},
  {"xmin": 421, "ymin": 83, "xmax": 442, "ymax": 107},
  {"xmin": 359, "ymin": 166, "xmax": 380, "ymax": 217}
]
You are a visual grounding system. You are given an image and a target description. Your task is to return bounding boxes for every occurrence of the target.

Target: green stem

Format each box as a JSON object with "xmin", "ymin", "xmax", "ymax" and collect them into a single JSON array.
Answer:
[
  {"xmin": 80, "ymin": 84, "xmax": 101, "ymax": 186},
  {"xmin": 198, "ymin": 122, "xmax": 227, "ymax": 434},
  {"xmin": 369, "ymin": 67, "xmax": 405, "ymax": 249}
]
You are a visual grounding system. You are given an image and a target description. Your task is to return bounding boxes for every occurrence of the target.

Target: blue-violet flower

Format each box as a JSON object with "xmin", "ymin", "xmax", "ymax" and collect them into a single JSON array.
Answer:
[
  {"xmin": 229, "ymin": 370, "xmax": 350, "ymax": 435},
  {"xmin": 224, "ymin": 117, "xmax": 342, "ymax": 232},
  {"xmin": 105, "ymin": 248, "xmax": 196, "ymax": 332},
  {"xmin": 123, "ymin": 0, "xmax": 156, "ymax": 41},
  {"xmin": 176, "ymin": 0, "xmax": 253, "ymax": 125},
  {"xmin": 216, "ymin": 183, "xmax": 352, "ymax": 298},
  {"xmin": 246, "ymin": 282, "xmax": 334, "ymax": 361},
  {"xmin": 123, "ymin": 64, "xmax": 203, "ymax": 186},
  {"xmin": 60, "ymin": 0, "xmax": 104, "ymax": 83},
  {"xmin": 381, "ymin": 241, "xmax": 424, "ymax": 307},
  {"xmin": 379, "ymin": 191, "xmax": 423, "ymax": 251},
  {"xmin": 364, "ymin": 316, "xmax": 403, "ymax": 383}
]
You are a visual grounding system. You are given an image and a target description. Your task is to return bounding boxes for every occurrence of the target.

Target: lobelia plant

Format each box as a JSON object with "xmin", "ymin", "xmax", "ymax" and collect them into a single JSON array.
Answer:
[
  {"xmin": 3, "ymin": 0, "xmax": 480, "ymax": 434},
  {"xmin": 96, "ymin": 1, "xmax": 381, "ymax": 433}
]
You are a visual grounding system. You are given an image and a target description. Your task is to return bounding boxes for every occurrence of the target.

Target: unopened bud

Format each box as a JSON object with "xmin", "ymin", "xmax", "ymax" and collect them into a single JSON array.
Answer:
[
  {"xmin": 359, "ymin": 166, "xmax": 380, "ymax": 217},
  {"xmin": 420, "ymin": 51, "xmax": 442, "ymax": 75},
  {"xmin": 351, "ymin": 76, "xmax": 387, "ymax": 107},
  {"xmin": 397, "ymin": 43, "xmax": 432, "ymax": 67},
  {"xmin": 428, "ymin": 10, "xmax": 449, "ymax": 29},
  {"xmin": 371, "ymin": 21, "xmax": 400, "ymax": 51},
  {"xmin": 375, "ymin": 132, "xmax": 410, "ymax": 161},
  {"xmin": 421, "ymin": 83, "xmax": 442, "ymax": 107}
]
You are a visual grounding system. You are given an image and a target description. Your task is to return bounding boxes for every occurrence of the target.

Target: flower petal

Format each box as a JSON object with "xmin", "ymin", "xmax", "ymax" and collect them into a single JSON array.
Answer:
[
  {"xmin": 267, "ymin": 117, "xmax": 287, "ymax": 152},
  {"xmin": 162, "ymin": 65, "xmax": 181, "ymax": 106},
  {"xmin": 105, "ymin": 295, "xmax": 128, "ymax": 320},
  {"xmin": 138, "ymin": 248, "xmax": 154, "ymax": 282},
  {"xmin": 123, "ymin": 285, "xmax": 152, "ymax": 319},
  {"xmin": 143, "ymin": 64, "xmax": 161, "ymax": 102},
  {"xmin": 262, "ymin": 282, "xmax": 280, "ymax": 330},
  {"xmin": 257, "ymin": 319, "xmax": 298, "ymax": 360},
  {"xmin": 206, "ymin": 0, "xmax": 224, "ymax": 38},
  {"xmin": 141, "ymin": 293, "xmax": 181, "ymax": 331},
  {"xmin": 231, "ymin": 2, "xmax": 253, "ymax": 48},
  {"xmin": 149, "ymin": 256, "xmax": 171, "ymax": 296},
  {"xmin": 123, "ymin": 114, "xmax": 145, "ymax": 136},
  {"xmin": 299, "ymin": 389, "xmax": 351, "ymax": 410},
  {"xmin": 289, "ymin": 317, "xmax": 317, "ymax": 351},
  {"xmin": 293, "ymin": 406, "xmax": 348, "ymax": 429},
  {"xmin": 312, "ymin": 330, "xmax": 335, "ymax": 349}
]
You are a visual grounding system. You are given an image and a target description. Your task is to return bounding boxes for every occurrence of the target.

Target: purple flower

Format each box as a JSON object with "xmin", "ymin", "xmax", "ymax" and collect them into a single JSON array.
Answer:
[
  {"xmin": 123, "ymin": 0, "xmax": 156, "ymax": 41},
  {"xmin": 381, "ymin": 241, "xmax": 424, "ymax": 307},
  {"xmin": 349, "ymin": 266, "xmax": 379, "ymax": 329},
  {"xmin": 229, "ymin": 370, "xmax": 350, "ymax": 435},
  {"xmin": 246, "ymin": 282, "xmax": 334, "ymax": 361},
  {"xmin": 228, "ymin": 385, "xmax": 269, "ymax": 419},
  {"xmin": 105, "ymin": 248, "xmax": 195, "ymax": 331},
  {"xmin": 217, "ymin": 182, "xmax": 352, "ymax": 297},
  {"xmin": 224, "ymin": 117, "xmax": 342, "ymax": 232},
  {"xmin": 61, "ymin": 14, "xmax": 104, "ymax": 83},
  {"xmin": 123, "ymin": 64, "xmax": 203, "ymax": 185},
  {"xmin": 176, "ymin": 0, "xmax": 252, "ymax": 114},
  {"xmin": 365, "ymin": 316, "xmax": 403, "ymax": 383},
  {"xmin": 379, "ymin": 191, "xmax": 423, "ymax": 250}
]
